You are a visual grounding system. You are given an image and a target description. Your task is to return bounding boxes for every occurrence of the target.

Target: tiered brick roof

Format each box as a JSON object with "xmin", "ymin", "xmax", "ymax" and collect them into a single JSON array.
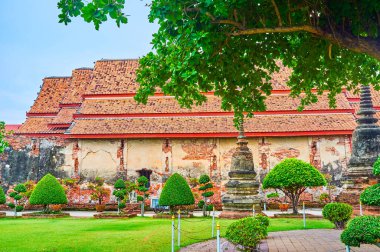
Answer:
[
  {"xmin": 16, "ymin": 59, "xmax": 371, "ymax": 138},
  {"xmin": 61, "ymin": 68, "xmax": 93, "ymax": 105},
  {"xmin": 27, "ymin": 77, "xmax": 71, "ymax": 115}
]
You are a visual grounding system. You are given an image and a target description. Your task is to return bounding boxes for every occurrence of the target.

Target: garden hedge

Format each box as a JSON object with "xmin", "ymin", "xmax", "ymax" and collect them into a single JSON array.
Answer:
[
  {"xmin": 226, "ymin": 216, "xmax": 270, "ymax": 250},
  {"xmin": 29, "ymin": 173, "xmax": 68, "ymax": 206},
  {"xmin": 360, "ymin": 184, "xmax": 380, "ymax": 206},
  {"xmin": 322, "ymin": 202, "xmax": 352, "ymax": 229},
  {"xmin": 159, "ymin": 173, "xmax": 194, "ymax": 208},
  {"xmin": 341, "ymin": 216, "xmax": 380, "ymax": 247},
  {"xmin": 0, "ymin": 187, "xmax": 5, "ymax": 204}
]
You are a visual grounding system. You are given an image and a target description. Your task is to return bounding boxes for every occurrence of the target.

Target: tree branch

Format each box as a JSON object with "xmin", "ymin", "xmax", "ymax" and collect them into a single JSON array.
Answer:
[
  {"xmin": 229, "ymin": 25, "xmax": 380, "ymax": 61},
  {"xmin": 271, "ymin": 0, "xmax": 283, "ymax": 26}
]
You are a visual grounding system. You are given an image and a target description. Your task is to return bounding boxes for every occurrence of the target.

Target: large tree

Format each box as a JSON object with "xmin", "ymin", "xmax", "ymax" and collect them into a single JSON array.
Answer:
[{"xmin": 58, "ymin": 1, "xmax": 380, "ymax": 124}]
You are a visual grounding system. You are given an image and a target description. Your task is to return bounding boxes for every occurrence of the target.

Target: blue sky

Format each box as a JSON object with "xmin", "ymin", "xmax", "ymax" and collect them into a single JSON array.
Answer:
[{"xmin": 0, "ymin": 1, "xmax": 157, "ymax": 124}]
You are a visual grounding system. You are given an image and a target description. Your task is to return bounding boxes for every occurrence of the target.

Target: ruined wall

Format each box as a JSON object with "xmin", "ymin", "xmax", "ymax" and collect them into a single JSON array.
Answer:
[
  {"xmin": 1, "ymin": 134, "xmax": 352, "ymax": 204},
  {"xmin": 0, "ymin": 136, "xmax": 70, "ymax": 188}
]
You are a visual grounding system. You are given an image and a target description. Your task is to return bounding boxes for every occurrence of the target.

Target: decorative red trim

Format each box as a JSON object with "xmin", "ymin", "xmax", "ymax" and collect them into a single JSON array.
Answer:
[
  {"xmin": 347, "ymin": 98, "xmax": 360, "ymax": 102},
  {"xmin": 15, "ymin": 133, "xmax": 65, "ymax": 137},
  {"xmin": 73, "ymin": 109, "xmax": 355, "ymax": 119},
  {"xmin": 82, "ymin": 92, "xmax": 215, "ymax": 99},
  {"xmin": 47, "ymin": 123, "xmax": 71, "ymax": 128},
  {"xmin": 67, "ymin": 130, "xmax": 353, "ymax": 139},
  {"xmin": 26, "ymin": 113, "xmax": 58, "ymax": 117},
  {"xmin": 374, "ymin": 106, "xmax": 380, "ymax": 111},
  {"xmin": 59, "ymin": 103, "xmax": 81, "ymax": 108}
]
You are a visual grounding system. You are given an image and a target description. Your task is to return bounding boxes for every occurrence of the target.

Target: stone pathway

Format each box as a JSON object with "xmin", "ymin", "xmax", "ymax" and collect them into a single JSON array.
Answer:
[{"xmin": 180, "ymin": 229, "xmax": 380, "ymax": 252}]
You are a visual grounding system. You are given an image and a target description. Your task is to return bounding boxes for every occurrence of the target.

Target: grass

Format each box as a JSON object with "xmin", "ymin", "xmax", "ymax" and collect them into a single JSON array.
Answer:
[{"xmin": 0, "ymin": 217, "xmax": 334, "ymax": 252}]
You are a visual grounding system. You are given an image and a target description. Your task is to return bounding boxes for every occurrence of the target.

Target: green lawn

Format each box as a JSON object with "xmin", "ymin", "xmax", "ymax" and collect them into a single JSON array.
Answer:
[{"xmin": 0, "ymin": 217, "xmax": 333, "ymax": 252}]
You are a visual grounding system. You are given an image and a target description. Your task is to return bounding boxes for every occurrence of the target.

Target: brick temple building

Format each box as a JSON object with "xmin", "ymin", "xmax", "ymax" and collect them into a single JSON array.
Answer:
[{"xmin": 1, "ymin": 59, "xmax": 378, "ymax": 203}]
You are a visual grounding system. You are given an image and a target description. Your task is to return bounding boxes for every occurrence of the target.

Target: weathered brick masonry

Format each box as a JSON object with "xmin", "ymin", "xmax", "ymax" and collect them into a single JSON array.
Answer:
[{"xmin": 1, "ymin": 59, "xmax": 376, "ymax": 205}]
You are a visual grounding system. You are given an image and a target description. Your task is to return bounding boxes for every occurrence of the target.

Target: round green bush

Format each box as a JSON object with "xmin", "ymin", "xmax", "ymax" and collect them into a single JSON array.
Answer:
[
  {"xmin": 198, "ymin": 200, "xmax": 205, "ymax": 208},
  {"xmin": 341, "ymin": 216, "xmax": 380, "ymax": 247},
  {"xmin": 360, "ymin": 184, "xmax": 380, "ymax": 206},
  {"xmin": 322, "ymin": 203, "xmax": 352, "ymax": 229},
  {"xmin": 226, "ymin": 217, "xmax": 268, "ymax": 250},
  {"xmin": 199, "ymin": 174, "xmax": 211, "ymax": 184},
  {"xmin": 29, "ymin": 173, "xmax": 68, "ymax": 206},
  {"xmin": 263, "ymin": 158, "xmax": 326, "ymax": 214},
  {"xmin": 373, "ymin": 156, "xmax": 380, "ymax": 176},
  {"xmin": 114, "ymin": 179, "xmax": 126, "ymax": 189},
  {"xmin": 206, "ymin": 204, "xmax": 213, "ymax": 211},
  {"xmin": 137, "ymin": 195, "xmax": 144, "ymax": 202},
  {"xmin": 7, "ymin": 203, "xmax": 15, "ymax": 208},
  {"xmin": 14, "ymin": 184, "xmax": 26, "ymax": 193},
  {"xmin": 159, "ymin": 173, "xmax": 194, "ymax": 209},
  {"xmin": 0, "ymin": 187, "xmax": 6, "ymax": 204},
  {"xmin": 255, "ymin": 214, "xmax": 270, "ymax": 227},
  {"xmin": 15, "ymin": 205, "xmax": 23, "ymax": 212},
  {"xmin": 118, "ymin": 202, "xmax": 126, "ymax": 209}
]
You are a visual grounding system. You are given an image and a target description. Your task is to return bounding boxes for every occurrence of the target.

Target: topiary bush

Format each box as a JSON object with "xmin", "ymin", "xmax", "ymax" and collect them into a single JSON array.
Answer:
[
  {"xmin": 341, "ymin": 216, "xmax": 380, "ymax": 247},
  {"xmin": 322, "ymin": 203, "xmax": 352, "ymax": 229},
  {"xmin": 360, "ymin": 184, "xmax": 380, "ymax": 206},
  {"xmin": 8, "ymin": 183, "xmax": 27, "ymax": 216},
  {"xmin": 198, "ymin": 174, "xmax": 214, "ymax": 216},
  {"xmin": 159, "ymin": 173, "xmax": 194, "ymax": 213},
  {"xmin": 263, "ymin": 158, "xmax": 326, "ymax": 214},
  {"xmin": 29, "ymin": 173, "xmax": 68, "ymax": 212},
  {"xmin": 0, "ymin": 187, "xmax": 5, "ymax": 205},
  {"xmin": 137, "ymin": 176, "xmax": 150, "ymax": 217},
  {"xmin": 226, "ymin": 216, "xmax": 270, "ymax": 251},
  {"xmin": 113, "ymin": 179, "xmax": 127, "ymax": 214}
]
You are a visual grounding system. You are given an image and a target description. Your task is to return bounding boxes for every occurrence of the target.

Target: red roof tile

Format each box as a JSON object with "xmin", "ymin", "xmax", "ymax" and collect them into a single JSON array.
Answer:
[
  {"xmin": 61, "ymin": 69, "xmax": 93, "ymax": 104},
  {"xmin": 28, "ymin": 77, "xmax": 71, "ymax": 114},
  {"xmin": 51, "ymin": 108, "xmax": 78, "ymax": 125},
  {"xmin": 69, "ymin": 114, "xmax": 356, "ymax": 136}
]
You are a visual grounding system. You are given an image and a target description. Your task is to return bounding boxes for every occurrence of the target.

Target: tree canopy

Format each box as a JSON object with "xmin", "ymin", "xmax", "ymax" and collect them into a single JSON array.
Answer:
[
  {"xmin": 263, "ymin": 158, "xmax": 326, "ymax": 214},
  {"xmin": 59, "ymin": 1, "xmax": 380, "ymax": 124}
]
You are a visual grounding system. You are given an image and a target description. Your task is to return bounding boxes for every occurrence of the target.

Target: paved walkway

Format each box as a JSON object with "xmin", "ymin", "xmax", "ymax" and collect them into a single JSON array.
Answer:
[{"xmin": 180, "ymin": 229, "xmax": 380, "ymax": 252}]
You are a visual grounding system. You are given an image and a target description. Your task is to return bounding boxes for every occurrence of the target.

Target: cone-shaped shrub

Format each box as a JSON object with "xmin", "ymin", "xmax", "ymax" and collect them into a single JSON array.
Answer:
[
  {"xmin": 29, "ymin": 174, "xmax": 67, "ymax": 208},
  {"xmin": 0, "ymin": 187, "xmax": 5, "ymax": 204},
  {"xmin": 159, "ymin": 173, "xmax": 194, "ymax": 211}
]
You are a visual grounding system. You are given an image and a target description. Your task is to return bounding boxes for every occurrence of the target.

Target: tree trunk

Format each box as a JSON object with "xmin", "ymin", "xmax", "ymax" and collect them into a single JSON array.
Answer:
[
  {"xmin": 141, "ymin": 200, "xmax": 145, "ymax": 217},
  {"xmin": 117, "ymin": 199, "xmax": 120, "ymax": 215},
  {"xmin": 291, "ymin": 195, "xmax": 298, "ymax": 214},
  {"xmin": 14, "ymin": 199, "xmax": 17, "ymax": 217},
  {"xmin": 202, "ymin": 196, "xmax": 206, "ymax": 217}
]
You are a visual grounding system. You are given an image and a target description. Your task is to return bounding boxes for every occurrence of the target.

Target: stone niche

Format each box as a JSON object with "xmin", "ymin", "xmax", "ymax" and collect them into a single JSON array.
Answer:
[{"xmin": 220, "ymin": 127, "xmax": 262, "ymax": 218}]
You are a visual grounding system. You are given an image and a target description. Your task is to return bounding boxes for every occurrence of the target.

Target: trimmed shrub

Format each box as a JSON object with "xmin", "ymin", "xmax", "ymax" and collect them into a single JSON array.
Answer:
[
  {"xmin": 373, "ymin": 156, "xmax": 380, "ymax": 176},
  {"xmin": 360, "ymin": 184, "xmax": 380, "ymax": 206},
  {"xmin": 322, "ymin": 203, "xmax": 352, "ymax": 229},
  {"xmin": 0, "ymin": 187, "xmax": 5, "ymax": 204},
  {"xmin": 198, "ymin": 174, "xmax": 214, "ymax": 216},
  {"xmin": 137, "ymin": 176, "xmax": 150, "ymax": 217},
  {"xmin": 113, "ymin": 179, "xmax": 127, "ymax": 214},
  {"xmin": 226, "ymin": 216, "xmax": 269, "ymax": 251},
  {"xmin": 8, "ymin": 183, "xmax": 27, "ymax": 216},
  {"xmin": 29, "ymin": 174, "xmax": 68, "ymax": 211},
  {"xmin": 341, "ymin": 216, "xmax": 380, "ymax": 247},
  {"xmin": 159, "ymin": 173, "xmax": 194, "ymax": 212},
  {"xmin": 263, "ymin": 158, "xmax": 326, "ymax": 214}
]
